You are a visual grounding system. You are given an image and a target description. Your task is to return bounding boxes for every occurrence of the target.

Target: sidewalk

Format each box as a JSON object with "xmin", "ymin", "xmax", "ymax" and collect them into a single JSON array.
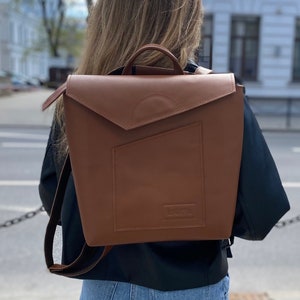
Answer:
[
  {"xmin": 0, "ymin": 88, "xmax": 53, "ymax": 128},
  {"xmin": 1, "ymin": 89, "xmax": 299, "ymax": 131}
]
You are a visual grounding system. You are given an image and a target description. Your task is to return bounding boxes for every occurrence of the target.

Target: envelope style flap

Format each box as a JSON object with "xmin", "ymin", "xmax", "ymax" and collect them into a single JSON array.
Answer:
[{"xmin": 66, "ymin": 73, "xmax": 236, "ymax": 130}]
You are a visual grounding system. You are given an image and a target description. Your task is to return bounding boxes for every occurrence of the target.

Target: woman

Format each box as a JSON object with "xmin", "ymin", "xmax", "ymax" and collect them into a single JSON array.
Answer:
[{"xmin": 39, "ymin": 1, "xmax": 289, "ymax": 299}]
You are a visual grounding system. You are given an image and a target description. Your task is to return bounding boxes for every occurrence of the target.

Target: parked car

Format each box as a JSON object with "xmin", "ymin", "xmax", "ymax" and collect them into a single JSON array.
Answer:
[
  {"xmin": 0, "ymin": 71, "xmax": 13, "ymax": 96},
  {"xmin": 10, "ymin": 74, "xmax": 31, "ymax": 91},
  {"xmin": 0, "ymin": 71, "xmax": 43, "ymax": 93}
]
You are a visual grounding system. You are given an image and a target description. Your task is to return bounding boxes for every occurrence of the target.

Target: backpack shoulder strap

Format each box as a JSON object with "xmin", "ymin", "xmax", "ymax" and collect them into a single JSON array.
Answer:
[
  {"xmin": 194, "ymin": 66, "xmax": 213, "ymax": 75},
  {"xmin": 44, "ymin": 154, "xmax": 112, "ymax": 277},
  {"xmin": 42, "ymin": 82, "xmax": 67, "ymax": 111},
  {"xmin": 185, "ymin": 62, "xmax": 213, "ymax": 75}
]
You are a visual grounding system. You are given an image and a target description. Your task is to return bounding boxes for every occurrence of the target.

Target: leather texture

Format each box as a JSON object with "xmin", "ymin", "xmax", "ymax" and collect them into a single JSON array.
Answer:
[
  {"xmin": 60, "ymin": 48, "xmax": 244, "ymax": 247},
  {"xmin": 43, "ymin": 44, "xmax": 245, "ymax": 278}
]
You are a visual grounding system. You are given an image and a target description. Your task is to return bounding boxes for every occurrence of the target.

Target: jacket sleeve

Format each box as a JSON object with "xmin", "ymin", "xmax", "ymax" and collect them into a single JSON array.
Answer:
[
  {"xmin": 39, "ymin": 121, "xmax": 60, "ymax": 215},
  {"xmin": 233, "ymin": 98, "xmax": 290, "ymax": 240}
]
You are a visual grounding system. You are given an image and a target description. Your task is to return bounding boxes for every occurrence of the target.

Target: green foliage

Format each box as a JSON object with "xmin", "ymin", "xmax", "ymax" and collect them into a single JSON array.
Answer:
[
  {"xmin": 60, "ymin": 18, "xmax": 86, "ymax": 58},
  {"xmin": 12, "ymin": 0, "xmax": 87, "ymax": 59}
]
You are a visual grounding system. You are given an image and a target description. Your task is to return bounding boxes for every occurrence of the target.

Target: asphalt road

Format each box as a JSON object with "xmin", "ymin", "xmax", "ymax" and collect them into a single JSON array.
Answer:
[
  {"xmin": 0, "ymin": 126, "xmax": 299, "ymax": 300},
  {"xmin": 229, "ymin": 132, "xmax": 300, "ymax": 300},
  {"xmin": 0, "ymin": 126, "xmax": 81, "ymax": 300}
]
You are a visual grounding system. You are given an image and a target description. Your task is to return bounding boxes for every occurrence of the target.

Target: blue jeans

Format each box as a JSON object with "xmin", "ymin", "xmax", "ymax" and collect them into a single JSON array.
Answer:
[{"xmin": 80, "ymin": 275, "xmax": 229, "ymax": 300}]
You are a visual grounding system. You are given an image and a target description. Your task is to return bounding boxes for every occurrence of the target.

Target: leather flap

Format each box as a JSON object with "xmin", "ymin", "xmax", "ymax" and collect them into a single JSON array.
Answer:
[{"xmin": 66, "ymin": 73, "xmax": 236, "ymax": 130}]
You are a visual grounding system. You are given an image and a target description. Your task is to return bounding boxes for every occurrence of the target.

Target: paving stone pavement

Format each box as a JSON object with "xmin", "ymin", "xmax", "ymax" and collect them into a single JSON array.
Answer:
[{"xmin": 230, "ymin": 293, "xmax": 271, "ymax": 300}]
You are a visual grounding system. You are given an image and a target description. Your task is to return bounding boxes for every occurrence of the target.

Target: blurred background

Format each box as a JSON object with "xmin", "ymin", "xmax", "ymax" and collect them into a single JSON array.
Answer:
[{"xmin": 0, "ymin": 0, "xmax": 299, "ymax": 299}]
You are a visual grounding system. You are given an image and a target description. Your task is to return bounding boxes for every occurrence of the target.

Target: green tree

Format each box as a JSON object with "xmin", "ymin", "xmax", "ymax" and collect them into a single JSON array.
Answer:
[
  {"xmin": 15, "ymin": 0, "xmax": 89, "ymax": 58},
  {"xmin": 39, "ymin": 0, "xmax": 66, "ymax": 57},
  {"xmin": 60, "ymin": 18, "xmax": 85, "ymax": 59},
  {"xmin": 13, "ymin": 0, "xmax": 66, "ymax": 57}
]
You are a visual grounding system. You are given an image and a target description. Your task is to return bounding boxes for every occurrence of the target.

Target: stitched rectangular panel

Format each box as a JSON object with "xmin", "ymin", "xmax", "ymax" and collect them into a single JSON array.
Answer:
[{"xmin": 112, "ymin": 123, "xmax": 205, "ymax": 232}]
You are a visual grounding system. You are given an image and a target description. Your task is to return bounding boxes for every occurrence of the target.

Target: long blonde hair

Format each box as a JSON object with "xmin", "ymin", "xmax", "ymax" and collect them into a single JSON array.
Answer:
[{"xmin": 55, "ymin": 0, "xmax": 203, "ymax": 153}]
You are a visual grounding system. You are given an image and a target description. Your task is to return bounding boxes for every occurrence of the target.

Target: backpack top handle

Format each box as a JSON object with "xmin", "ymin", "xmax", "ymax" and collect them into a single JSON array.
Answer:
[{"xmin": 122, "ymin": 44, "xmax": 184, "ymax": 75}]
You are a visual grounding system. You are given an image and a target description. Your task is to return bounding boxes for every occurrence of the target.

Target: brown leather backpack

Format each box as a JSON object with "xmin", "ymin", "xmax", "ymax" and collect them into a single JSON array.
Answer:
[{"xmin": 43, "ymin": 44, "xmax": 244, "ymax": 277}]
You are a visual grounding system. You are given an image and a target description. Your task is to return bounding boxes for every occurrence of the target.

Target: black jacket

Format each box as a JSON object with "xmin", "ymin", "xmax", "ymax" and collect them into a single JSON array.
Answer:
[{"xmin": 39, "ymin": 67, "xmax": 290, "ymax": 291}]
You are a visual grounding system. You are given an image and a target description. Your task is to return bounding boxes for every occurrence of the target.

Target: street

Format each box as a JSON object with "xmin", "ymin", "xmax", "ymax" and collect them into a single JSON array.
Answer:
[
  {"xmin": 0, "ymin": 127, "xmax": 299, "ymax": 300},
  {"xmin": 0, "ymin": 126, "xmax": 82, "ymax": 300},
  {"xmin": 0, "ymin": 90, "xmax": 299, "ymax": 300},
  {"xmin": 229, "ymin": 132, "xmax": 300, "ymax": 299}
]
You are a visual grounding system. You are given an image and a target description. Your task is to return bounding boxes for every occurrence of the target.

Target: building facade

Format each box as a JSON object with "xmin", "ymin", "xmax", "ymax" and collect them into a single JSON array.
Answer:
[
  {"xmin": 200, "ymin": 0, "xmax": 300, "ymax": 100},
  {"xmin": 0, "ymin": 0, "xmax": 49, "ymax": 81}
]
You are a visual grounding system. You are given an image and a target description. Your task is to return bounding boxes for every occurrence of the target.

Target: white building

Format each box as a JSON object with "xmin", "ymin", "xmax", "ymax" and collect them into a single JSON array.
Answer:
[
  {"xmin": 0, "ymin": 0, "xmax": 49, "ymax": 81},
  {"xmin": 201, "ymin": 0, "xmax": 300, "ymax": 100}
]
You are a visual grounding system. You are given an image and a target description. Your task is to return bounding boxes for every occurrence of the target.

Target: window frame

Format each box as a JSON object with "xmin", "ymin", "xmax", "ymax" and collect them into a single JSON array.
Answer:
[
  {"xmin": 293, "ymin": 18, "xmax": 300, "ymax": 82},
  {"xmin": 197, "ymin": 15, "xmax": 213, "ymax": 69},
  {"xmin": 230, "ymin": 15, "xmax": 260, "ymax": 82}
]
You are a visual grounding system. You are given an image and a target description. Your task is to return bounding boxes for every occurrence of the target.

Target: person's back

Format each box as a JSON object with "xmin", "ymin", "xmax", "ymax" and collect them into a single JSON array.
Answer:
[{"xmin": 39, "ymin": 1, "xmax": 290, "ymax": 299}]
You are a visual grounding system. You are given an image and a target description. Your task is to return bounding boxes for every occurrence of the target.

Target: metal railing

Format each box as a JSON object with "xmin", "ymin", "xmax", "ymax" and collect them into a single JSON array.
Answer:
[{"xmin": 248, "ymin": 97, "xmax": 300, "ymax": 131}]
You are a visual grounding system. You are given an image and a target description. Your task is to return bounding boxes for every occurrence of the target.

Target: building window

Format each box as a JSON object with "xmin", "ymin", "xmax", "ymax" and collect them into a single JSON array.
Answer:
[
  {"xmin": 293, "ymin": 18, "xmax": 300, "ymax": 81},
  {"xmin": 197, "ymin": 15, "xmax": 213, "ymax": 68},
  {"xmin": 17, "ymin": 24, "xmax": 23, "ymax": 45},
  {"xmin": 230, "ymin": 16, "xmax": 260, "ymax": 81},
  {"xmin": 9, "ymin": 21, "xmax": 15, "ymax": 44}
]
